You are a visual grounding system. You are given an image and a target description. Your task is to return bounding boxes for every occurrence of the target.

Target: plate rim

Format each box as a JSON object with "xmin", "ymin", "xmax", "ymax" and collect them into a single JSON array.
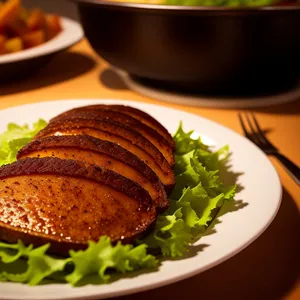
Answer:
[
  {"xmin": 0, "ymin": 17, "xmax": 84, "ymax": 64},
  {"xmin": 0, "ymin": 99, "xmax": 282, "ymax": 300}
]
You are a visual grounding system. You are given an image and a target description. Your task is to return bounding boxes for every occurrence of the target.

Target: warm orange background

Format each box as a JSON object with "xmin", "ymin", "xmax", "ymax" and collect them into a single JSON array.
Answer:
[{"xmin": 1, "ymin": 40, "xmax": 299, "ymax": 300}]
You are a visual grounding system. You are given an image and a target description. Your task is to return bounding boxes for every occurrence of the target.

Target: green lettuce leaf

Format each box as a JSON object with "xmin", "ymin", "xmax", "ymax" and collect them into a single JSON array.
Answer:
[
  {"xmin": 141, "ymin": 123, "xmax": 235, "ymax": 257},
  {"xmin": 67, "ymin": 237, "xmax": 157, "ymax": 285},
  {"xmin": 0, "ymin": 240, "xmax": 33, "ymax": 263},
  {"xmin": 142, "ymin": 209, "xmax": 192, "ymax": 257},
  {"xmin": 0, "ymin": 120, "xmax": 235, "ymax": 285},
  {"xmin": 0, "ymin": 238, "xmax": 156, "ymax": 286},
  {"xmin": 0, "ymin": 119, "xmax": 47, "ymax": 166},
  {"xmin": 0, "ymin": 241, "xmax": 69, "ymax": 285}
]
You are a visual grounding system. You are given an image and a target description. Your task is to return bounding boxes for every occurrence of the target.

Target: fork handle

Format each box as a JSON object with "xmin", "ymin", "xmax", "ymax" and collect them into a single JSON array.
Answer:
[{"xmin": 273, "ymin": 153, "xmax": 300, "ymax": 185}]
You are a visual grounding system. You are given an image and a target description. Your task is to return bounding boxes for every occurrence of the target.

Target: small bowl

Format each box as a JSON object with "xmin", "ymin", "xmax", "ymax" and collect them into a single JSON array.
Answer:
[
  {"xmin": 73, "ymin": 0, "xmax": 300, "ymax": 93},
  {"xmin": 0, "ymin": 17, "xmax": 84, "ymax": 82}
]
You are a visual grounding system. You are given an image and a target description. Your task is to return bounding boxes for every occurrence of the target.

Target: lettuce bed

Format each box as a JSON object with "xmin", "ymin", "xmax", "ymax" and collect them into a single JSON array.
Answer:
[{"xmin": 0, "ymin": 120, "xmax": 235, "ymax": 286}]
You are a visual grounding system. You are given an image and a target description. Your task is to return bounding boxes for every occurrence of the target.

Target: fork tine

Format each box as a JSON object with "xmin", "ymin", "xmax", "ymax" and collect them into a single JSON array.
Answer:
[
  {"xmin": 244, "ymin": 113, "xmax": 264, "ymax": 145},
  {"xmin": 251, "ymin": 113, "xmax": 277, "ymax": 150},
  {"xmin": 238, "ymin": 113, "xmax": 251, "ymax": 139}
]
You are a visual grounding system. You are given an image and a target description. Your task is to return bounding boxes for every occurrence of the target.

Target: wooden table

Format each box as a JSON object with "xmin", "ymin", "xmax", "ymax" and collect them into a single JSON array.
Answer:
[{"xmin": 1, "ymin": 40, "xmax": 299, "ymax": 300}]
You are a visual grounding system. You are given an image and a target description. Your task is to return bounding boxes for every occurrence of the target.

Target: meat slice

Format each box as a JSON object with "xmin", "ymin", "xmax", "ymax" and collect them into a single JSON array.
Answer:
[
  {"xmin": 18, "ymin": 135, "xmax": 169, "ymax": 211},
  {"xmin": 50, "ymin": 109, "xmax": 175, "ymax": 166},
  {"xmin": 35, "ymin": 118, "xmax": 175, "ymax": 192},
  {"xmin": 0, "ymin": 157, "xmax": 156, "ymax": 256},
  {"xmin": 51, "ymin": 104, "xmax": 176, "ymax": 150}
]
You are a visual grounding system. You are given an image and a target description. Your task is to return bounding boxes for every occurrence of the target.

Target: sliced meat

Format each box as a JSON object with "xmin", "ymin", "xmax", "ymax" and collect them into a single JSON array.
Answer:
[
  {"xmin": 50, "ymin": 109, "xmax": 175, "ymax": 166},
  {"xmin": 0, "ymin": 157, "xmax": 156, "ymax": 256},
  {"xmin": 35, "ymin": 118, "xmax": 175, "ymax": 192},
  {"xmin": 51, "ymin": 104, "xmax": 176, "ymax": 150},
  {"xmin": 37, "ymin": 118, "xmax": 170, "ymax": 173},
  {"xmin": 18, "ymin": 135, "xmax": 169, "ymax": 211}
]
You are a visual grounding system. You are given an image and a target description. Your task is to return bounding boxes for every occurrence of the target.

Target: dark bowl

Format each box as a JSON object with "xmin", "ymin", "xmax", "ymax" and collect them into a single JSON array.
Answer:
[{"xmin": 73, "ymin": 0, "xmax": 300, "ymax": 93}]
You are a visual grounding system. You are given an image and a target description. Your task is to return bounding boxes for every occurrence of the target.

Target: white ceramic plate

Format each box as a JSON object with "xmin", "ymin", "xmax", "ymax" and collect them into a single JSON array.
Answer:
[
  {"xmin": 0, "ymin": 17, "xmax": 83, "ymax": 64},
  {"xmin": 0, "ymin": 99, "xmax": 282, "ymax": 300}
]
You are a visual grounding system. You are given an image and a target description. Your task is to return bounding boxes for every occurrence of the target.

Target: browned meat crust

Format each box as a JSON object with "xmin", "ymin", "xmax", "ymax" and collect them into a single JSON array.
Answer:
[
  {"xmin": 50, "ymin": 109, "xmax": 175, "ymax": 166},
  {"xmin": 35, "ymin": 118, "xmax": 175, "ymax": 191},
  {"xmin": 51, "ymin": 104, "xmax": 176, "ymax": 150},
  {"xmin": 18, "ymin": 135, "xmax": 169, "ymax": 211},
  {"xmin": 0, "ymin": 157, "xmax": 156, "ymax": 256}
]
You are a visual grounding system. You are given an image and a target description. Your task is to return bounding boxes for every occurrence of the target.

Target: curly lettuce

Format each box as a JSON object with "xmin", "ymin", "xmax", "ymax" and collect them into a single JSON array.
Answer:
[
  {"xmin": 141, "ymin": 122, "xmax": 235, "ymax": 257},
  {"xmin": 0, "ymin": 119, "xmax": 47, "ymax": 166},
  {"xmin": 0, "ymin": 121, "xmax": 235, "ymax": 285},
  {"xmin": 0, "ymin": 238, "xmax": 156, "ymax": 286}
]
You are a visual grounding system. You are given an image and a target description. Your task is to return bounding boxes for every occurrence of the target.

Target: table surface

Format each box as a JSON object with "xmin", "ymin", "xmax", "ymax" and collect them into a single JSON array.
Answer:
[{"xmin": 1, "ymin": 40, "xmax": 299, "ymax": 300}]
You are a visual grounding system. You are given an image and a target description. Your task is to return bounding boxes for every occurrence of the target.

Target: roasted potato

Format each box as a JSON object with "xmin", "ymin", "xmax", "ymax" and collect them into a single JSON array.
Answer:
[
  {"xmin": 0, "ymin": 34, "xmax": 6, "ymax": 54},
  {"xmin": 0, "ymin": 0, "xmax": 62, "ymax": 55},
  {"xmin": 0, "ymin": 0, "xmax": 20, "ymax": 28},
  {"xmin": 5, "ymin": 36, "xmax": 23, "ymax": 52},
  {"xmin": 26, "ymin": 8, "xmax": 46, "ymax": 31},
  {"xmin": 22, "ymin": 29, "xmax": 45, "ymax": 48},
  {"xmin": 46, "ymin": 14, "xmax": 62, "ymax": 39}
]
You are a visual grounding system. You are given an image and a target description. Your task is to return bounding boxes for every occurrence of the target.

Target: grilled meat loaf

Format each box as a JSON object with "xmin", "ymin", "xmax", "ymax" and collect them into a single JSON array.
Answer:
[
  {"xmin": 18, "ymin": 135, "xmax": 169, "ymax": 211},
  {"xmin": 50, "ymin": 109, "xmax": 175, "ymax": 166},
  {"xmin": 0, "ymin": 157, "xmax": 156, "ymax": 256},
  {"xmin": 35, "ymin": 118, "xmax": 175, "ymax": 192},
  {"xmin": 50, "ymin": 104, "xmax": 176, "ymax": 150},
  {"xmin": 0, "ymin": 104, "xmax": 176, "ymax": 254}
]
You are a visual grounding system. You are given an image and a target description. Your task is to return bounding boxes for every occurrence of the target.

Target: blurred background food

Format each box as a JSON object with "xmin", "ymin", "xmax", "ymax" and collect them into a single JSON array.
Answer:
[
  {"xmin": 2, "ymin": 0, "xmax": 299, "ymax": 95},
  {"xmin": 0, "ymin": 0, "xmax": 62, "ymax": 55},
  {"xmin": 23, "ymin": 0, "xmax": 77, "ymax": 20},
  {"xmin": 105, "ymin": 0, "xmax": 299, "ymax": 5}
]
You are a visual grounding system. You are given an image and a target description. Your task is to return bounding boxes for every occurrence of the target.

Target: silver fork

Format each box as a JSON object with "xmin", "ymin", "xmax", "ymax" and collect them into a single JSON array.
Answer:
[{"xmin": 239, "ymin": 113, "xmax": 300, "ymax": 186}]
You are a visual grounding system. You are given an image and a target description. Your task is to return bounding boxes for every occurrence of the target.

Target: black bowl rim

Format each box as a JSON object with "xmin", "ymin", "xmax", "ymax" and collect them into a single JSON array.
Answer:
[{"xmin": 72, "ymin": 0, "xmax": 300, "ymax": 12}]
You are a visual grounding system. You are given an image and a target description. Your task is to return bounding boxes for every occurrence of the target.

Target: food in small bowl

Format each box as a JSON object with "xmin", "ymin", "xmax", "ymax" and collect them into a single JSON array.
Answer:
[
  {"xmin": 0, "ymin": 0, "xmax": 62, "ymax": 55},
  {"xmin": 73, "ymin": 0, "xmax": 300, "ymax": 93},
  {"xmin": 0, "ymin": 1, "xmax": 83, "ymax": 82}
]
